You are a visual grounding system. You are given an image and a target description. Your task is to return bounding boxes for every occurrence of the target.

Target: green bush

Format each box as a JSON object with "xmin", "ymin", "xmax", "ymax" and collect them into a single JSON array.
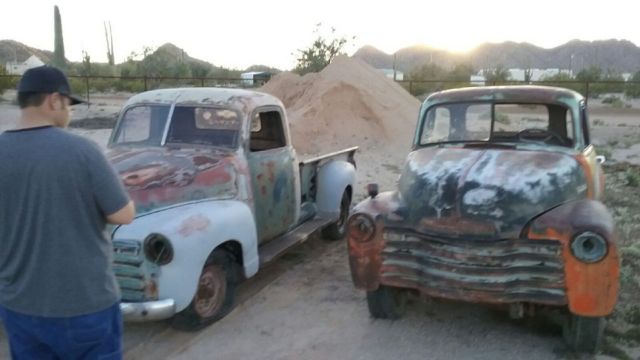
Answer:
[{"xmin": 0, "ymin": 65, "xmax": 19, "ymax": 96}]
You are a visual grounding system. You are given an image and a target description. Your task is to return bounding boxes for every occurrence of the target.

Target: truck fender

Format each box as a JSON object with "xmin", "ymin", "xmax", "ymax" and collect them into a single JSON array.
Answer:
[
  {"xmin": 526, "ymin": 199, "xmax": 619, "ymax": 316},
  {"xmin": 112, "ymin": 200, "xmax": 259, "ymax": 312},
  {"xmin": 315, "ymin": 160, "xmax": 356, "ymax": 217}
]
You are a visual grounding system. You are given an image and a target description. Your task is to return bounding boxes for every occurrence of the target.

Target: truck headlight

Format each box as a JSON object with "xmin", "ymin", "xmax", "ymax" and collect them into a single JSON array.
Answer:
[
  {"xmin": 570, "ymin": 231, "xmax": 607, "ymax": 263},
  {"xmin": 144, "ymin": 233, "xmax": 174, "ymax": 265},
  {"xmin": 347, "ymin": 213, "xmax": 376, "ymax": 243}
]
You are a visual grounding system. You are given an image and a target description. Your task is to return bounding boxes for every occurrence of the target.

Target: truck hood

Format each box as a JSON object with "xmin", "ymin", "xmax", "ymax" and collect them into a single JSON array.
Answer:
[
  {"xmin": 396, "ymin": 146, "xmax": 587, "ymax": 237},
  {"xmin": 107, "ymin": 147, "xmax": 239, "ymax": 214}
]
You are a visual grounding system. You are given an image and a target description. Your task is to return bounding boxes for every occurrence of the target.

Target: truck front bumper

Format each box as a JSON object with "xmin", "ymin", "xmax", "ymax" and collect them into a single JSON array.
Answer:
[{"xmin": 120, "ymin": 299, "xmax": 176, "ymax": 321}]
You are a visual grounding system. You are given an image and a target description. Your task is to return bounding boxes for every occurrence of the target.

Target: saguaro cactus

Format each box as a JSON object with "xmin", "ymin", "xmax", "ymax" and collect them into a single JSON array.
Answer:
[
  {"xmin": 53, "ymin": 5, "xmax": 66, "ymax": 68},
  {"xmin": 104, "ymin": 21, "xmax": 115, "ymax": 66}
]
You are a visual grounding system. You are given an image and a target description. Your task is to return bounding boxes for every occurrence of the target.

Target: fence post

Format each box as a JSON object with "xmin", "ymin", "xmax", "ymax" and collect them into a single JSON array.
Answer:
[
  {"xmin": 409, "ymin": 81, "xmax": 413, "ymax": 94},
  {"xmin": 585, "ymin": 82, "xmax": 590, "ymax": 105},
  {"xmin": 200, "ymin": 77, "xmax": 204, "ymax": 87},
  {"xmin": 144, "ymin": 76, "xmax": 148, "ymax": 91},
  {"xmin": 84, "ymin": 76, "xmax": 90, "ymax": 107}
]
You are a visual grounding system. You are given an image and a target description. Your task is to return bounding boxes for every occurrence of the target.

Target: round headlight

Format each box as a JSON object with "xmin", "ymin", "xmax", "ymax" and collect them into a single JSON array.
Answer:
[
  {"xmin": 347, "ymin": 213, "xmax": 376, "ymax": 243},
  {"xmin": 570, "ymin": 231, "xmax": 608, "ymax": 263},
  {"xmin": 143, "ymin": 233, "xmax": 174, "ymax": 265}
]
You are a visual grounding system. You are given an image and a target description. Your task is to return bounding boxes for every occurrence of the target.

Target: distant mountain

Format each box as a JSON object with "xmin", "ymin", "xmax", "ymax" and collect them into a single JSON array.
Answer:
[
  {"xmin": 353, "ymin": 39, "xmax": 640, "ymax": 74},
  {"xmin": 0, "ymin": 40, "xmax": 281, "ymax": 73},
  {"xmin": 0, "ymin": 40, "xmax": 53, "ymax": 64}
]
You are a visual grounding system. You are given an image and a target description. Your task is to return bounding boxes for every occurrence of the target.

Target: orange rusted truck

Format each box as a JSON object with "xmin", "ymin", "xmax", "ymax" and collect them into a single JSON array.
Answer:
[{"xmin": 346, "ymin": 85, "xmax": 618, "ymax": 353}]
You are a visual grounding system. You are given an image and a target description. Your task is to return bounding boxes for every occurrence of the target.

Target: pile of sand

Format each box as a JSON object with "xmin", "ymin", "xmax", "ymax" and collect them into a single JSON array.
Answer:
[{"xmin": 260, "ymin": 55, "xmax": 420, "ymax": 157}]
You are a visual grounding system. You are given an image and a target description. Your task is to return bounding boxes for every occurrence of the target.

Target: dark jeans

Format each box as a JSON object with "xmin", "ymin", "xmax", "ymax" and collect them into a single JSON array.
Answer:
[{"xmin": 0, "ymin": 302, "xmax": 122, "ymax": 360}]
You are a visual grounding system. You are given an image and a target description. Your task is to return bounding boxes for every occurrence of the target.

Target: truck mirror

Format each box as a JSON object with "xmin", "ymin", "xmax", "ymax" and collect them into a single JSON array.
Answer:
[{"xmin": 367, "ymin": 183, "xmax": 379, "ymax": 198}]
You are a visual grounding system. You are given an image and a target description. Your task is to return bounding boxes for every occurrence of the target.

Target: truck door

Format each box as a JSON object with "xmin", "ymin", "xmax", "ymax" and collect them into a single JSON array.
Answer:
[{"xmin": 247, "ymin": 108, "xmax": 298, "ymax": 243}]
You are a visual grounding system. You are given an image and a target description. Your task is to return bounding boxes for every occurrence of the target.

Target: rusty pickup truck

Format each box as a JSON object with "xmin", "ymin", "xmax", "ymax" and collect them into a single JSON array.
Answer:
[
  {"xmin": 346, "ymin": 85, "xmax": 618, "ymax": 353},
  {"xmin": 107, "ymin": 88, "xmax": 356, "ymax": 329}
]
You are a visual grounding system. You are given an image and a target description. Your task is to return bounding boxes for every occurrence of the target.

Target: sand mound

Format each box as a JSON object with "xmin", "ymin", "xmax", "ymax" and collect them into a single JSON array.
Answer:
[{"xmin": 260, "ymin": 55, "xmax": 420, "ymax": 156}]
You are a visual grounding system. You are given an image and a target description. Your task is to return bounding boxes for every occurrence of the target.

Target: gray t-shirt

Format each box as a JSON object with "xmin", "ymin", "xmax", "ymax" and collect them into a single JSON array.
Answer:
[{"xmin": 0, "ymin": 126, "xmax": 130, "ymax": 317}]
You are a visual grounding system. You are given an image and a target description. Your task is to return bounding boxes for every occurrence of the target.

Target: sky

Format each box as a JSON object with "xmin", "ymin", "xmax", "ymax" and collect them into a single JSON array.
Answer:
[{"xmin": 1, "ymin": 0, "xmax": 638, "ymax": 70}]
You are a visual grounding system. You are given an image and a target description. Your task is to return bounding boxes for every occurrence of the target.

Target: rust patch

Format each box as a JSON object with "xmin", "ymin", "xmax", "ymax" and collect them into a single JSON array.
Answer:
[{"xmin": 178, "ymin": 214, "xmax": 211, "ymax": 237}]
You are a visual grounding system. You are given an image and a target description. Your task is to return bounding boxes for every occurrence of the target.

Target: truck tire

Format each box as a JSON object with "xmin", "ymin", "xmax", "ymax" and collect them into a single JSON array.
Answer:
[
  {"xmin": 366, "ymin": 285, "xmax": 407, "ymax": 319},
  {"xmin": 563, "ymin": 314, "xmax": 605, "ymax": 353},
  {"xmin": 172, "ymin": 250, "xmax": 237, "ymax": 331},
  {"xmin": 322, "ymin": 190, "xmax": 351, "ymax": 240}
]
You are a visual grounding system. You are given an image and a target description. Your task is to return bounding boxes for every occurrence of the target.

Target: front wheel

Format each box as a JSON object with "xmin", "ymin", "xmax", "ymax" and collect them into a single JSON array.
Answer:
[
  {"xmin": 172, "ymin": 250, "xmax": 237, "ymax": 331},
  {"xmin": 563, "ymin": 314, "xmax": 606, "ymax": 353},
  {"xmin": 366, "ymin": 285, "xmax": 407, "ymax": 319},
  {"xmin": 322, "ymin": 190, "xmax": 351, "ymax": 241}
]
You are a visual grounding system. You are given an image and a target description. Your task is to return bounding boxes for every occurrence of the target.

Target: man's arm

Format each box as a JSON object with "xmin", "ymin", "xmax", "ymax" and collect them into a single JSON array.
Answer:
[{"xmin": 106, "ymin": 200, "xmax": 135, "ymax": 224}]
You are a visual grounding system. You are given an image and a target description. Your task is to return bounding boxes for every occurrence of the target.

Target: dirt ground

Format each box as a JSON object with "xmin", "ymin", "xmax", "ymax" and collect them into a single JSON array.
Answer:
[{"xmin": 1, "ymin": 82, "xmax": 640, "ymax": 358}]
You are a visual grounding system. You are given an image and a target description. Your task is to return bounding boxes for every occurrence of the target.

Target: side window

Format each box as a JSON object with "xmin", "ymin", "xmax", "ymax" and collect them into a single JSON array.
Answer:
[
  {"xmin": 250, "ymin": 110, "xmax": 286, "ymax": 151},
  {"xmin": 114, "ymin": 105, "xmax": 170, "ymax": 145},
  {"xmin": 117, "ymin": 106, "xmax": 151, "ymax": 142},
  {"xmin": 420, "ymin": 107, "xmax": 451, "ymax": 144}
]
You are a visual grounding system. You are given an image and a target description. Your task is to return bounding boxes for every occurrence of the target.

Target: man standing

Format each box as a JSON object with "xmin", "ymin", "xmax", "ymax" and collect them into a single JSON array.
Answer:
[{"xmin": 0, "ymin": 65, "xmax": 134, "ymax": 359}]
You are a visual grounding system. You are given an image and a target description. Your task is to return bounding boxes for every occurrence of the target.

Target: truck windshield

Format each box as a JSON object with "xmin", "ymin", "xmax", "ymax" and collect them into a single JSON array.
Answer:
[
  {"xmin": 112, "ymin": 105, "xmax": 241, "ymax": 149},
  {"xmin": 419, "ymin": 102, "xmax": 575, "ymax": 147}
]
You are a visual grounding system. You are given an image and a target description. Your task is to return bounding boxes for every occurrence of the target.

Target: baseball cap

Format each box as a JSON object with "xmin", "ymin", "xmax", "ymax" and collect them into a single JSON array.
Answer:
[{"xmin": 17, "ymin": 65, "xmax": 86, "ymax": 105}]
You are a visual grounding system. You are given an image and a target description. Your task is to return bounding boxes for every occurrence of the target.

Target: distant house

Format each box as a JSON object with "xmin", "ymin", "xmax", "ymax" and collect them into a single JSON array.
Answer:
[
  {"xmin": 5, "ymin": 55, "xmax": 45, "ymax": 75},
  {"xmin": 240, "ymin": 71, "xmax": 272, "ymax": 86},
  {"xmin": 379, "ymin": 68, "xmax": 404, "ymax": 81}
]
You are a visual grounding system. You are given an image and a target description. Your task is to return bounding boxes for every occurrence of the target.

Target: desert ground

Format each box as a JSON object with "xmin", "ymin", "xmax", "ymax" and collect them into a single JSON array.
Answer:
[{"xmin": 1, "ymin": 57, "xmax": 640, "ymax": 359}]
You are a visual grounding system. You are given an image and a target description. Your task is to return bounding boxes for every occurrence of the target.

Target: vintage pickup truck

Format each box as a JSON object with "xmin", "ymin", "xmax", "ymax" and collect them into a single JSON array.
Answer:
[
  {"xmin": 106, "ymin": 87, "xmax": 356, "ymax": 329},
  {"xmin": 346, "ymin": 85, "xmax": 618, "ymax": 353}
]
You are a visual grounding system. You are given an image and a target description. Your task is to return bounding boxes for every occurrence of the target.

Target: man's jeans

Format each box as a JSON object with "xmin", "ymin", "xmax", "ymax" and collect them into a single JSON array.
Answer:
[{"xmin": 0, "ymin": 302, "xmax": 122, "ymax": 360}]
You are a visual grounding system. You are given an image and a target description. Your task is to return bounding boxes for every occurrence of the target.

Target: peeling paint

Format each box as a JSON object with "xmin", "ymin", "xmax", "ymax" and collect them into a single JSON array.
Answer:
[{"xmin": 178, "ymin": 214, "xmax": 212, "ymax": 237}]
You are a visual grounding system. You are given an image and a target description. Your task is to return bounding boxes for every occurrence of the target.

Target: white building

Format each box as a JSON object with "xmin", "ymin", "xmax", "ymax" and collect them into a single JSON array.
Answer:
[
  {"xmin": 5, "ymin": 55, "xmax": 45, "ymax": 75},
  {"xmin": 240, "ymin": 71, "xmax": 271, "ymax": 86},
  {"xmin": 379, "ymin": 68, "xmax": 404, "ymax": 81},
  {"xmin": 470, "ymin": 68, "xmax": 572, "ymax": 85}
]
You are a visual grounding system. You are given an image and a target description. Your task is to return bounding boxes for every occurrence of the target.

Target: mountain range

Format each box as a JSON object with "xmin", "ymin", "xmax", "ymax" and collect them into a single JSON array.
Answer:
[
  {"xmin": 2, "ymin": 39, "xmax": 640, "ymax": 75},
  {"xmin": 353, "ymin": 39, "xmax": 640, "ymax": 74}
]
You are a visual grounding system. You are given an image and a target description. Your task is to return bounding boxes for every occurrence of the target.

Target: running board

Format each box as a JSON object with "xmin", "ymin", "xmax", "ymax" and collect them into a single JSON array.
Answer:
[{"xmin": 258, "ymin": 217, "xmax": 333, "ymax": 266}]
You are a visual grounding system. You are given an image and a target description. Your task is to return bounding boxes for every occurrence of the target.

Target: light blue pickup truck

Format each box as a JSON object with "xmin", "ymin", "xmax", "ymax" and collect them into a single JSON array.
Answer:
[{"xmin": 106, "ymin": 88, "xmax": 357, "ymax": 329}]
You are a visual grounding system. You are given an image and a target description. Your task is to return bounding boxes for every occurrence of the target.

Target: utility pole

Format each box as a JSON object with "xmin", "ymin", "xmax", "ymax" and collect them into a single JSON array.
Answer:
[{"xmin": 393, "ymin": 53, "xmax": 397, "ymax": 81}]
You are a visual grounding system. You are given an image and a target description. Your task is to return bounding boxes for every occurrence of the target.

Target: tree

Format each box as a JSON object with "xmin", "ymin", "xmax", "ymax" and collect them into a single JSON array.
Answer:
[
  {"xmin": 81, "ymin": 50, "xmax": 91, "ymax": 76},
  {"xmin": 0, "ymin": 64, "xmax": 17, "ymax": 96},
  {"xmin": 575, "ymin": 66, "xmax": 602, "ymax": 82},
  {"xmin": 408, "ymin": 62, "xmax": 447, "ymax": 95},
  {"xmin": 625, "ymin": 70, "xmax": 640, "ymax": 98},
  {"xmin": 53, "ymin": 5, "xmax": 66, "ymax": 69},
  {"xmin": 448, "ymin": 63, "xmax": 475, "ymax": 81},
  {"xmin": 484, "ymin": 65, "xmax": 511, "ymax": 84},
  {"xmin": 539, "ymin": 72, "xmax": 584, "ymax": 94},
  {"xmin": 294, "ymin": 24, "xmax": 353, "ymax": 75}
]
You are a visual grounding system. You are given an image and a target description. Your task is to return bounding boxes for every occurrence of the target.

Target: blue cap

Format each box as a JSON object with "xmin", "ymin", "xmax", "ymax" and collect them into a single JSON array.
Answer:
[{"xmin": 17, "ymin": 65, "xmax": 85, "ymax": 105}]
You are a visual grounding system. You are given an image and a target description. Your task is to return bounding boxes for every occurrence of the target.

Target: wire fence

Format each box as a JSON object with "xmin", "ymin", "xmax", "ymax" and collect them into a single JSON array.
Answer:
[{"xmin": 2, "ymin": 74, "xmax": 640, "ymax": 104}]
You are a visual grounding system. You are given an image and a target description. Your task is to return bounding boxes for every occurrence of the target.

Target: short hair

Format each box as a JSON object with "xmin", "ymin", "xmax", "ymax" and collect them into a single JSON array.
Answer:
[{"xmin": 17, "ymin": 92, "xmax": 48, "ymax": 109}]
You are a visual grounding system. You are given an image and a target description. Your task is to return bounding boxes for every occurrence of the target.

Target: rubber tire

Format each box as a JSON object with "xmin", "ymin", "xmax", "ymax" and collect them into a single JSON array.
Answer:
[
  {"xmin": 322, "ymin": 190, "xmax": 351, "ymax": 241},
  {"xmin": 563, "ymin": 314, "xmax": 605, "ymax": 353},
  {"xmin": 172, "ymin": 250, "xmax": 237, "ymax": 331},
  {"xmin": 366, "ymin": 285, "xmax": 407, "ymax": 320}
]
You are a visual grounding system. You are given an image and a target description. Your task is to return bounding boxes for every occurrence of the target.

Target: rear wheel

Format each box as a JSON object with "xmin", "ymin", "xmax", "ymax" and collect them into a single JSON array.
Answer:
[
  {"xmin": 563, "ymin": 314, "xmax": 605, "ymax": 353},
  {"xmin": 172, "ymin": 250, "xmax": 237, "ymax": 331},
  {"xmin": 322, "ymin": 190, "xmax": 351, "ymax": 240},
  {"xmin": 366, "ymin": 285, "xmax": 407, "ymax": 319}
]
